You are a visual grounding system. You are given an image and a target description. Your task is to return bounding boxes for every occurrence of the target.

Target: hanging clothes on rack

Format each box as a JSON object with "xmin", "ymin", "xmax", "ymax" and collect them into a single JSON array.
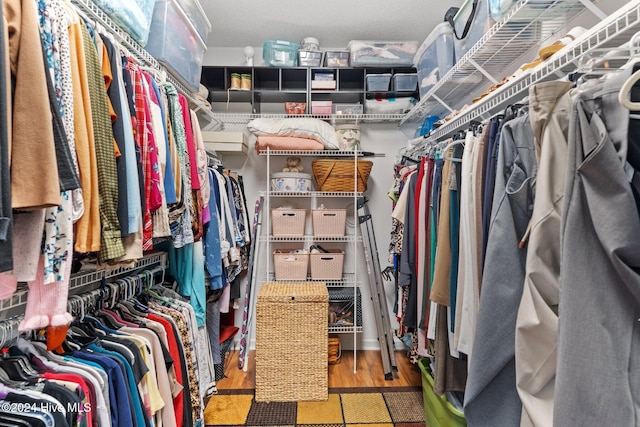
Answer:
[
  {"xmin": 67, "ymin": 0, "xmax": 102, "ymax": 255},
  {"xmin": 3, "ymin": 0, "xmax": 61, "ymax": 210},
  {"xmin": 0, "ymin": 261, "xmax": 216, "ymax": 427},
  {"xmin": 554, "ymin": 62, "xmax": 640, "ymax": 427},
  {"xmin": 0, "ymin": 0, "xmax": 237, "ymax": 335},
  {"xmin": 464, "ymin": 105, "xmax": 536, "ymax": 427},
  {"xmin": 515, "ymin": 81, "xmax": 573, "ymax": 427},
  {"xmin": 0, "ymin": 3, "xmax": 12, "ymax": 276},
  {"xmin": 80, "ymin": 17, "xmax": 125, "ymax": 263}
]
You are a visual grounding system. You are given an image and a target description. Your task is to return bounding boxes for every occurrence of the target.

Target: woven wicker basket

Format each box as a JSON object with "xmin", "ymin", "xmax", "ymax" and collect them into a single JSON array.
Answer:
[
  {"xmin": 312, "ymin": 159, "xmax": 373, "ymax": 192},
  {"xmin": 255, "ymin": 282, "xmax": 328, "ymax": 402},
  {"xmin": 328, "ymin": 335, "xmax": 341, "ymax": 364}
]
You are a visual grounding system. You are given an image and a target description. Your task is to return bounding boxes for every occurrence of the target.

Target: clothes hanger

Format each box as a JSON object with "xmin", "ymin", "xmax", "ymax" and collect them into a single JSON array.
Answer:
[
  {"xmin": 0, "ymin": 327, "xmax": 38, "ymax": 382},
  {"xmin": 0, "ymin": 324, "xmax": 30, "ymax": 380},
  {"xmin": 93, "ymin": 311, "xmax": 123, "ymax": 330},
  {"xmin": 139, "ymin": 66, "xmax": 168, "ymax": 85},
  {"xmin": 442, "ymin": 138, "xmax": 465, "ymax": 163},
  {"xmin": 571, "ymin": 38, "xmax": 639, "ymax": 85},
  {"xmin": 619, "ymin": 67, "xmax": 640, "ymax": 110}
]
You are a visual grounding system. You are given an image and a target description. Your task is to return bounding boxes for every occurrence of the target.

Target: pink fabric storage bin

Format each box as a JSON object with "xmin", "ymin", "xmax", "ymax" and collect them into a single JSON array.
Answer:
[{"xmin": 312, "ymin": 101, "xmax": 333, "ymax": 114}]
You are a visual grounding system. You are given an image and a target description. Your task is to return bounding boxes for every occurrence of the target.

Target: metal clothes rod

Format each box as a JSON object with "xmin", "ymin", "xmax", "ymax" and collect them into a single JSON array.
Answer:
[{"xmin": 0, "ymin": 252, "xmax": 167, "ymax": 317}]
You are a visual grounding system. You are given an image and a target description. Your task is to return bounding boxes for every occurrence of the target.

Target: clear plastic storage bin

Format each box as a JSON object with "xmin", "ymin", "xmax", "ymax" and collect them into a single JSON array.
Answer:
[
  {"xmin": 348, "ymin": 40, "xmax": 419, "ymax": 67},
  {"xmin": 366, "ymin": 74, "xmax": 392, "ymax": 91},
  {"xmin": 392, "ymin": 73, "xmax": 418, "ymax": 92},
  {"xmin": 145, "ymin": 0, "xmax": 206, "ymax": 91},
  {"xmin": 414, "ymin": 22, "xmax": 456, "ymax": 99},
  {"xmin": 174, "ymin": 0, "xmax": 211, "ymax": 43},
  {"xmin": 263, "ymin": 40, "xmax": 300, "ymax": 67},
  {"xmin": 324, "ymin": 51, "xmax": 350, "ymax": 67},
  {"xmin": 299, "ymin": 50, "xmax": 323, "ymax": 67},
  {"xmin": 332, "ymin": 103, "xmax": 363, "ymax": 115},
  {"xmin": 489, "ymin": 0, "xmax": 519, "ymax": 20},
  {"xmin": 452, "ymin": 0, "xmax": 494, "ymax": 60},
  {"xmin": 93, "ymin": 0, "xmax": 157, "ymax": 45}
]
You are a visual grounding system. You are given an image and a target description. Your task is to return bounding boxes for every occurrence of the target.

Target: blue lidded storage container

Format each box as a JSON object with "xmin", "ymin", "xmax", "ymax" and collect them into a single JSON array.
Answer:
[{"xmin": 263, "ymin": 40, "xmax": 300, "ymax": 67}]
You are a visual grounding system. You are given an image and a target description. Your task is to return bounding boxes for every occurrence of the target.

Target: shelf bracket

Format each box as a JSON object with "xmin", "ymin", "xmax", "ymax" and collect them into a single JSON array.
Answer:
[
  {"xmin": 578, "ymin": 0, "xmax": 607, "ymax": 20},
  {"xmin": 431, "ymin": 94, "xmax": 455, "ymax": 115},
  {"xmin": 467, "ymin": 58, "xmax": 500, "ymax": 86}
]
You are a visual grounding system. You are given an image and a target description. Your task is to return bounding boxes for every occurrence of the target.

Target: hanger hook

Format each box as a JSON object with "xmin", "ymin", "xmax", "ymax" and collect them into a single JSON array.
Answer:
[
  {"xmin": 6, "ymin": 320, "xmax": 11, "ymax": 345},
  {"xmin": 0, "ymin": 321, "xmax": 6, "ymax": 347}
]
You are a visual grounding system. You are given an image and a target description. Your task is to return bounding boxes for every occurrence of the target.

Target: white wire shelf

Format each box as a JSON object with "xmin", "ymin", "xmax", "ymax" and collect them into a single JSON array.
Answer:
[
  {"xmin": 70, "ymin": 0, "xmax": 222, "ymax": 131},
  {"xmin": 421, "ymin": 0, "xmax": 640, "ymax": 142},
  {"xmin": 260, "ymin": 235, "xmax": 361, "ymax": 243},
  {"xmin": 258, "ymin": 150, "xmax": 384, "ymax": 157},
  {"xmin": 266, "ymin": 273, "xmax": 358, "ymax": 287},
  {"xmin": 262, "ymin": 191, "xmax": 364, "ymax": 198},
  {"xmin": 212, "ymin": 113, "xmax": 407, "ymax": 124},
  {"xmin": 329, "ymin": 325, "xmax": 363, "ymax": 334},
  {"xmin": 401, "ymin": 0, "xmax": 595, "ymax": 125}
]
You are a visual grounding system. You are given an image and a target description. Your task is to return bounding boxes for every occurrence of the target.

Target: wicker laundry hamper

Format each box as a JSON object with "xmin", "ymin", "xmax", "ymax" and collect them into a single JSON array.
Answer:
[{"xmin": 255, "ymin": 282, "xmax": 329, "ymax": 402}]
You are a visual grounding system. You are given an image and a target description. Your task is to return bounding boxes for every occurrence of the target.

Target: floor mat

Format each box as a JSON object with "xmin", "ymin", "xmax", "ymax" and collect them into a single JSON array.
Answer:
[
  {"xmin": 296, "ymin": 394, "xmax": 343, "ymax": 425},
  {"xmin": 341, "ymin": 393, "xmax": 393, "ymax": 424},
  {"xmin": 383, "ymin": 391, "xmax": 425, "ymax": 423},
  {"xmin": 204, "ymin": 389, "xmax": 425, "ymax": 426},
  {"xmin": 204, "ymin": 394, "xmax": 254, "ymax": 425}
]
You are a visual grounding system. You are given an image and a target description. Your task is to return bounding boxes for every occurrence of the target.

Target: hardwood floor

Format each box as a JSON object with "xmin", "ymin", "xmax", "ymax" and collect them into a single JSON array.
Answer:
[{"xmin": 216, "ymin": 349, "xmax": 423, "ymax": 391}]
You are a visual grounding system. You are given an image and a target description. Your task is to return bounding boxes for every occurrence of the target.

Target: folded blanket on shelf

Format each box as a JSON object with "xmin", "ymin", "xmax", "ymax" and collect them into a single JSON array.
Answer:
[{"xmin": 255, "ymin": 136, "xmax": 325, "ymax": 153}]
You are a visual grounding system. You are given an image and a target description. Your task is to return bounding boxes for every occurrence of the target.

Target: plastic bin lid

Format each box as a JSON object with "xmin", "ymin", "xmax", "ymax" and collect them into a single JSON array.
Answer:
[
  {"xmin": 264, "ymin": 40, "xmax": 301, "ymax": 48},
  {"xmin": 414, "ymin": 22, "xmax": 454, "ymax": 66},
  {"xmin": 271, "ymin": 172, "xmax": 313, "ymax": 179}
]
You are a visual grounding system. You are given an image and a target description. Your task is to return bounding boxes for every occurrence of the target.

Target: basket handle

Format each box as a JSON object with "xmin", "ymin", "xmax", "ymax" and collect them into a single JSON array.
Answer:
[{"xmin": 313, "ymin": 161, "xmax": 337, "ymax": 189}]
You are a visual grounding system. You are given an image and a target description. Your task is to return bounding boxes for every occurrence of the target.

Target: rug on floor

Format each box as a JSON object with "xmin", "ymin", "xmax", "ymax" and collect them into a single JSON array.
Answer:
[{"xmin": 204, "ymin": 389, "xmax": 425, "ymax": 426}]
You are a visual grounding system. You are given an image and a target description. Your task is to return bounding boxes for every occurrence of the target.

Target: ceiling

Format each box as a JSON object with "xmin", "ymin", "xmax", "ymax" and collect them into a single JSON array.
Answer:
[{"xmin": 199, "ymin": 0, "xmax": 456, "ymax": 50}]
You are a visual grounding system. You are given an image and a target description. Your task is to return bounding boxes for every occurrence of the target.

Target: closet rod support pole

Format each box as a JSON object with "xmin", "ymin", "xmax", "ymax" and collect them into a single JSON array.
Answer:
[
  {"xmin": 431, "ymin": 94, "xmax": 455, "ymax": 115},
  {"xmin": 467, "ymin": 58, "xmax": 500, "ymax": 86},
  {"xmin": 578, "ymin": 0, "xmax": 607, "ymax": 21}
]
